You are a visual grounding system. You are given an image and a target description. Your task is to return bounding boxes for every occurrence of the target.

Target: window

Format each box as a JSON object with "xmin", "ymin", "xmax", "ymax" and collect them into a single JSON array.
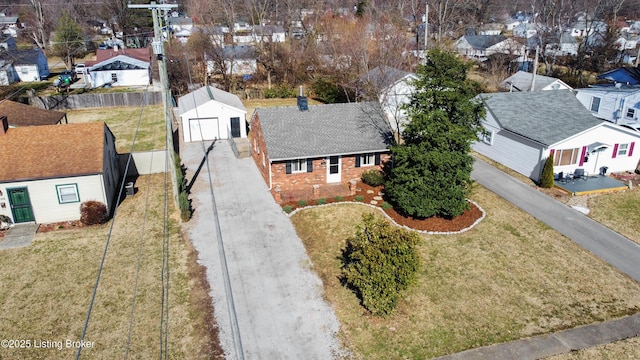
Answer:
[
  {"xmin": 111, "ymin": 73, "xmax": 117, "ymax": 82},
  {"xmin": 291, "ymin": 159, "xmax": 307, "ymax": 173},
  {"xmin": 553, "ymin": 148, "xmax": 580, "ymax": 166},
  {"xmin": 21, "ymin": 67, "xmax": 28, "ymax": 74},
  {"xmin": 360, "ymin": 153, "xmax": 375, "ymax": 166},
  {"xmin": 617, "ymin": 143, "xmax": 629, "ymax": 157},
  {"xmin": 590, "ymin": 96, "xmax": 601, "ymax": 112},
  {"xmin": 56, "ymin": 184, "xmax": 80, "ymax": 204},
  {"xmin": 626, "ymin": 108, "xmax": 636, "ymax": 119},
  {"xmin": 482, "ymin": 130, "xmax": 494, "ymax": 145}
]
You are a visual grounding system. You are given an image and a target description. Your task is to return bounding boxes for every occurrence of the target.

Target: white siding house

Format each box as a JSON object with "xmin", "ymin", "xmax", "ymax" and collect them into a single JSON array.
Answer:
[
  {"xmin": 0, "ymin": 48, "xmax": 49, "ymax": 82},
  {"xmin": 0, "ymin": 121, "xmax": 121, "ymax": 224},
  {"xmin": 500, "ymin": 71, "xmax": 573, "ymax": 92},
  {"xmin": 574, "ymin": 85, "xmax": 640, "ymax": 126},
  {"xmin": 87, "ymin": 55, "xmax": 151, "ymax": 88},
  {"xmin": 473, "ymin": 90, "xmax": 640, "ymax": 182},
  {"xmin": 454, "ymin": 35, "xmax": 523, "ymax": 59},
  {"xmin": 177, "ymin": 85, "xmax": 247, "ymax": 142}
]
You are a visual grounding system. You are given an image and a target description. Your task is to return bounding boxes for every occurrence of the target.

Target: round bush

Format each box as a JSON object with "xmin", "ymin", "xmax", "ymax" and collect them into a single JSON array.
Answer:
[
  {"xmin": 80, "ymin": 201, "xmax": 107, "ymax": 225},
  {"xmin": 283, "ymin": 205, "xmax": 294, "ymax": 214},
  {"xmin": 362, "ymin": 169, "xmax": 385, "ymax": 187}
]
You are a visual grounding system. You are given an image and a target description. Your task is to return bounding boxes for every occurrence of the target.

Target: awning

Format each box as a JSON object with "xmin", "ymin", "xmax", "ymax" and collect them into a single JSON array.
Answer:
[{"xmin": 588, "ymin": 142, "xmax": 610, "ymax": 152}]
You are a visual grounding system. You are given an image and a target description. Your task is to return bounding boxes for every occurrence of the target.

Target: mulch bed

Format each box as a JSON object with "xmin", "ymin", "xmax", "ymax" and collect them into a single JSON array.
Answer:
[
  {"xmin": 37, "ymin": 220, "xmax": 84, "ymax": 233},
  {"xmin": 282, "ymin": 182, "xmax": 483, "ymax": 233}
]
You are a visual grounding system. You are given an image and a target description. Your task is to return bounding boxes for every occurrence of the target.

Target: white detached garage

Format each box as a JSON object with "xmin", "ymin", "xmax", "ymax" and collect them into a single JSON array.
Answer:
[{"xmin": 177, "ymin": 85, "xmax": 247, "ymax": 142}]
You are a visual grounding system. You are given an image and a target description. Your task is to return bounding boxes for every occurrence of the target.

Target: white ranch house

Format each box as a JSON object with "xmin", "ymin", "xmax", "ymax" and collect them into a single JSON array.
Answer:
[
  {"xmin": 473, "ymin": 91, "xmax": 640, "ymax": 183},
  {"xmin": 500, "ymin": 71, "xmax": 573, "ymax": 92},
  {"xmin": 87, "ymin": 55, "xmax": 151, "ymax": 88},
  {"xmin": 177, "ymin": 85, "xmax": 247, "ymax": 142}
]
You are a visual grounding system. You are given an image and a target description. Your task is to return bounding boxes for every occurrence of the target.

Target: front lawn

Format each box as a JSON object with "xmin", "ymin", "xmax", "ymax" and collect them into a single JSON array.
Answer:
[
  {"xmin": 291, "ymin": 186, "xmax": 640, "ymax": 358},
  {"xmin": 588, "ymin": 188, "xmax": 640, "ymax": 244}
]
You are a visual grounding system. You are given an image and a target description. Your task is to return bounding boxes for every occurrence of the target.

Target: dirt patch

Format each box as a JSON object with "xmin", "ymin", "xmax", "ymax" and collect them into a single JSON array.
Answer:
[
  {"xmin": 36, "ymin": 220, "xmax": 85, "ymax": 233},
  {"xmin": 282, "ymin": 182, "xmax": 483, "ymax": 233}
]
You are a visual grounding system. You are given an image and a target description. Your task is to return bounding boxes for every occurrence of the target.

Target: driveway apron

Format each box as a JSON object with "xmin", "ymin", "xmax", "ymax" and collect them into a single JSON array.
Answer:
[
  {"xmin": 471, "ymin": 158, "xmax": 640, "ymax": 283},
  {"xmin": 180, "ymin": 140, "xmax": 344, "ymax": 359}
]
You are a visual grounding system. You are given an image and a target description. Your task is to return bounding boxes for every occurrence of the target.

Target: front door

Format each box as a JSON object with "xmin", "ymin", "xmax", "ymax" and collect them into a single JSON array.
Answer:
[
  {"xmin": 230, "ymin": 117, "xmax": 241, "ymax": 138},
  {"xmin": 8, "ymin": 187, "xmax": 35, "ymax": 223},
  {"xmin": 326, "ymin": 156, "xmax": 341, "ymax": 183}
]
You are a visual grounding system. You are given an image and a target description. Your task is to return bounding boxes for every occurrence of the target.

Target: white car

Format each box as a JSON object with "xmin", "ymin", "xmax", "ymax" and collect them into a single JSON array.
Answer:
[{"xmin": 74, "ymin": 63, "xmax": 86, "ymax": 74}]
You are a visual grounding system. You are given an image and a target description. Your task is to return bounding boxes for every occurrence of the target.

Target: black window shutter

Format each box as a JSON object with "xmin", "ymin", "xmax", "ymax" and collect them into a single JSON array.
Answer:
[
  {"xmin": 286, "ymin": 161, "xmax": 291, "ymax": 174},
  {"xmin": 375, "ymin": 153, "xmax": 381, "ymax": 165},
  {"xmin": 307, "ymin": 158, "xmax": 313, "ymax": 172},
  {"xmin": 355, "ymin": 155, "xmax": 361, "ymax": 167}
]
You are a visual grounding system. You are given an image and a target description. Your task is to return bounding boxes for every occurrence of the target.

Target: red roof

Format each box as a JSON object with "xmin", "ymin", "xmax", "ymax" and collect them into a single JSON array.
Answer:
[{"xmin": 85, "ymin": 48, "xmax": 152, "ymax": 66}]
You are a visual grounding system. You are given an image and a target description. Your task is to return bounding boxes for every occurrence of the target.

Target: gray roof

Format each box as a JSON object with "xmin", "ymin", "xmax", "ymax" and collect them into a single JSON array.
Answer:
[
  {"xmin": 359, "ymin": 65, "xmax": 415, "ymax": 90},
  {"xmin": 463, "ymin": 35, "xmax": 507, "ymax": 49},
  {"xmin": 480, "ymin": 90, "xmax": 604, "ymax": 146},
  {"xmin": 178, "ymin": 85, "xmax": 246, "ymax": 115},
  {"xmin": 256, "ymin": 102, "xmax": 392, "ymax": 161},
  {"xmin": 500, "ymin": 71, "xmax": 569, "ymax": 92},
  {"xmin": 0, "ymin": 49, "xmax": 43, "ymax": 65}
]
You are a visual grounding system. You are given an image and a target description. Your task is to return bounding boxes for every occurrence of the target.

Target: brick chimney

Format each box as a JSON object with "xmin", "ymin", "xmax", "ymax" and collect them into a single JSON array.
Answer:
[{"xmin": 0, "ymin": 116, "xmax": 7, "ymax": 135}]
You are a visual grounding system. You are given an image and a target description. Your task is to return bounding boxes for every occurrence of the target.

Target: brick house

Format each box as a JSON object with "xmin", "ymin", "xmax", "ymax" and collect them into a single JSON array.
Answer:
[{"xmin": 250, "ymin": 101, "xmax": 393, "ymax": 202}]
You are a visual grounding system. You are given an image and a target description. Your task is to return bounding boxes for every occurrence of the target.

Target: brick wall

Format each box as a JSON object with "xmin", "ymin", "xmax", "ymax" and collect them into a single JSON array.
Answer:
[{"xmin": 249, "ymin": 112, "xmax": 271, "ymax": 186}]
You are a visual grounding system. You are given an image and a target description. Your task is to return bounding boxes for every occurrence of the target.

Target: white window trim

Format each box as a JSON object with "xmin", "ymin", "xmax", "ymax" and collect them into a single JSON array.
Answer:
[
  {"xmin": 625, "ymin": 108, "xmax": 635, "ymax": 119},
  {"xmin": 291, "ymin": 159, "xmax": 307, "ymax": 173},
  {"xmin": 360, "ymin": 153, "xmax": 375, "ymax": 167},
  {"xmin": 482, "ymin": 130, "xmax": 494, "ymax": 145},
  {"xmin": 618, "ymin": 143, "xmax": 629, "ymax": 157},
  {"xmin": 590, "ymin": 96, "xmax": 601, "ymax": 112},
  {"xmin": 56, "ymin": 184, "xmax": 80, "ymax": 204}
]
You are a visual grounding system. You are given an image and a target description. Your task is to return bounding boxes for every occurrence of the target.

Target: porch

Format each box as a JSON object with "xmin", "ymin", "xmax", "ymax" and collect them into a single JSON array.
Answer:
[{"xmin": 554, "ymin": 174, "xmax": 628, "ymax": 195}]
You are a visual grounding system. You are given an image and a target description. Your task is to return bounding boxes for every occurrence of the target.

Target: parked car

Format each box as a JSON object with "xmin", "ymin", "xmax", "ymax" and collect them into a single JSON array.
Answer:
[
  {"xmin": 74, "ymin": 63, "xmax": 86, "ymax": 74},
  {"xmin": 59, "ymin": 70, "xmax": 77, "ymax": 84}
]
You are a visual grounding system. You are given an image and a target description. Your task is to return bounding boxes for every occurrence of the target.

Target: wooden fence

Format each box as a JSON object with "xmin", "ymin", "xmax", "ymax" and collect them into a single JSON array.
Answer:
[{"xmin": 27, "ymin": 91, "xmax": 163, "ymax": 110}]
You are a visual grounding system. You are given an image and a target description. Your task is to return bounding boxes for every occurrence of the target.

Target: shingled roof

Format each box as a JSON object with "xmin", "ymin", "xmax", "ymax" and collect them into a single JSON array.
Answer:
[
  {"xmin": 462, "ymin": 35, "xmax": 507, "ymax": 49},
  {"xmin": 178, "ymin": 85, "xmax": 246, "ymax": 115},
  {"xmin": 0, "ymin": 100, "xmax": 66, "ymax": 126},
  {"xmin": 0, "ymin": 122, "xmax": 110, "ymax": 182},
  {"xmin": 256, "ymin": 102, "xmax": 392, "ymax": 161},
  {"xmin": 479, "ymin": 90, "xmax": 604, "ymax": 146}
]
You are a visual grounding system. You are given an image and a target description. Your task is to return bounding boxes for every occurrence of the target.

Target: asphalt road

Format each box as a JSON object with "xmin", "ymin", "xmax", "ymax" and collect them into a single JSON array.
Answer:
[
  {"xmin": 471, "ymin": 158, "xmax": 640, "ymax": 283},
  {"xmin": 180, "ymin": 140, "xmax": 345, "ymax": 360}
]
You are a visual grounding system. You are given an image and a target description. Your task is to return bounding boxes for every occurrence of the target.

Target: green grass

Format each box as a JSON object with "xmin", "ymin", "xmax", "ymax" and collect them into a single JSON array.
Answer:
[
  {"xmin": 588, "ymin": 188, "xmax": 640, "ymax": 244},
  {"xmin": 291, "ymin": 186, "xmax": 640, "ymax": 359},
  {"xmin": 65, "ymin": 105, "xmax": 165, "ymax": 153},
  {"xmin": 0, "ymin": 174, "xmax": 216, "ymax": 359}
]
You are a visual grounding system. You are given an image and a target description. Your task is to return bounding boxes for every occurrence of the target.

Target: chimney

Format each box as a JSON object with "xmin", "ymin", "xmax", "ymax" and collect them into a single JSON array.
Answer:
[
  {"xmin": 297, "ymin": 86, "xmax": 308, "ymax": 111},
  {"xmin": 0, "ymin": 116, "xmax": 8, "ymax": 135}
]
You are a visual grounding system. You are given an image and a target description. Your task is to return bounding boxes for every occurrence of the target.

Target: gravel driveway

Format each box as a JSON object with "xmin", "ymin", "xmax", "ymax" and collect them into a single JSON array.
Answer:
[{"xmin": 180, "ymin": 140, "xmax": 345, "ymax": 359}]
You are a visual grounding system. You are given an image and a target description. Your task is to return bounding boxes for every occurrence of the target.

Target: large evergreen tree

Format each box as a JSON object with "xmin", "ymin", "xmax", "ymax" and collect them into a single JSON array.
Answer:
[
  {"xmin": 385, "ymin": 49, "xmax": 486, "ymax": 219},
  {"xmin": 52, "ymin": 12, "xmax": 85, "ymax": 70}
]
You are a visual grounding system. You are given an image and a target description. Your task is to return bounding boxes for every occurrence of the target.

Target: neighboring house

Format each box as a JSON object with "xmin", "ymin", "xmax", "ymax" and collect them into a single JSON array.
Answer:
[
  {"xmin": 253, "ymin": 25, "xmax": 286, "ymax": 43},
  {"xmin": 473, "ymin": 90, "xmax": 640, "ymax": 182},
  {"xmin": 0, "ymin": 34, "xmax": 16, "ymax": 51},
  {"xmin": 454, "ymin": 35, "xmax": 523, "ymax": 59},
  {"xmin": 569, "ymin": 19, "xmax": 607, "ymax": 38},
  {"xmin": 0, "ymin": 14, "xmax": 19, "ymax": 37},
  {"xmin": 250, "ymin": 101, "xmax": 393, "ymax": 202},
  {"xmin": 93, "ymin": 47, "xmax": 151, "ymax": 63},
  {"xmin": 478, "ymin": 23, "xmax": 503, "ymax": 36},
  {"xmin": 357, "ymin": 65, "xmax": 418, "ymax": 134},
  {"xmin": 574, "ymin": 85, "xmax": 640, "ymax": 125},
  {"xmin": 177, "ymin": 85, "xmax": 247, "ymax": 142},
  {"xmin": 545, "ymin": 32, "xmax": 579, "ymax": 56},
  {"xmin": 86, "ymin": 55, "xmax": 151, "ymax": 88},
  {"xmin": 615, "ymin": 31, "xmax": 638, "ymax": 51},
  {"xmin": 0, "ymin": 100, "xmax": 68, "ymax": 126},
  {"xmin": 513, "ymin": 22, "xmax": 538, "ymax": 38},
  {"xmin": 0, "ymin": 48, "xmax": 49, "ymax": 81},
  {"xmin": 0, "ymin": 121, "xmax": 121, "ymax": 224},
  {"xmin": 0, "ymin": 60, "xmax": 15, "ymax": 85},
  {"xmin": 500, "ymin": 71, "xmax": 573, "ymax": 92},
  {"xmin": 597, "ymin": 66, "xmax": 640, "ymax": 85},
  {"xmin": 223, "ymin": 45, "xmax": 257, "ymax": 76}
]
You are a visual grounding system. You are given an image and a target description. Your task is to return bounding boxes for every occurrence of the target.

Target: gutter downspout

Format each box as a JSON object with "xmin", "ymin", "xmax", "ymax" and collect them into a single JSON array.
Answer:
[{"xmin": 268, "ymin": 161, "xmax": 273, "ymax": 190}]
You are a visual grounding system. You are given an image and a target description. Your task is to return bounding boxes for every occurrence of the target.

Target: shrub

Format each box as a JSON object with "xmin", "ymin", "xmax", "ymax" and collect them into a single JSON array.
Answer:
[
  {"xmin": 362, "ymin": 169, "xmax": 385, "ymax": 187},
  {"xmin": 381, "ymin": 202, "xmax": 393, "ymax": 210},
  {"xmin": 283, "ymin": 205, "xmax": 294, "ymax": 214},
  {"xmin": 264, "ymin": 85, "xmax": 296, "ymax": 99},
  {"xmin": 341, "ymin": 214, "xmax": 421, "ymax": 316},
  {"xmin": 335, "ymin": 196, "xmax": 344, "ymax": 201},
  {"xmin": 179, "ymin": 192, "xmax": 191, "ymax": 221},
  {"xmin": 80, "ymin": 201, "xmax": 107, "ymax": 225},
  {"xmin": 317, "ymin": 198, "xmax": 327, "ymax": 205},
  {"xmin": 540, "ymin": 156, "xmax": 555, "ymax": 188},
  {"xmin": 355, "ymin": 195, "xmax": 364, "ymax": 202},
  {"xmin": 297, "ymin": 199, "xmax": 308, "ymax": 207}
]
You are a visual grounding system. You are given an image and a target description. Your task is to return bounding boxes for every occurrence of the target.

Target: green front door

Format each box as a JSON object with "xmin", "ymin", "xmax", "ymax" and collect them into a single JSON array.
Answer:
[{"xmin": 8, "ymin": 187, "xmax": 35, "ymax": 223}]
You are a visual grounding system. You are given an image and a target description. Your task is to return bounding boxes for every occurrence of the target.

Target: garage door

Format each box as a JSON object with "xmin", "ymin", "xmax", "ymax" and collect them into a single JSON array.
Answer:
[{"xmin": 189, "ymin": 118, "xmax": 219, "ymax": 142}]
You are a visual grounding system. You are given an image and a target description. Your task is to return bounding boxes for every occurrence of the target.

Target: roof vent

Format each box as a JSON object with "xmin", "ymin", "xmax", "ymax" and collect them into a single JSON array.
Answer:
[{"xmin": 297, "ymin": 85, "xmax": 308, "ymax": 111}]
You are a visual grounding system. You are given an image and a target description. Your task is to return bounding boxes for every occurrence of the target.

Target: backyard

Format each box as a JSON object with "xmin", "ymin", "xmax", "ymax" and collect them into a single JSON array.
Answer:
[{"xmin": 291, "ymin": 185, "xmax": 640, "ymax": 359}]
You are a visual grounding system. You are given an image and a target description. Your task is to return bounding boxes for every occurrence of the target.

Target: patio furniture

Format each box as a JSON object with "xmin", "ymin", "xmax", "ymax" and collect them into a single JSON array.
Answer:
[
  {"xmin": 573, "ymin": 168, "xmax": 588, "ymax": 181},
  {"xmin": 555, "ymin": 171, "xmax": 565, "ymax": 183}
]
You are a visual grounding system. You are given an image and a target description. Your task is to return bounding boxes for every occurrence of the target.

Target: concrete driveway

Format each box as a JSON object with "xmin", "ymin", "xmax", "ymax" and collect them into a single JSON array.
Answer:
[
  {"xmin": 180, "ymin": 140, "xmax": 344, "ymax": 359},
  {"xmin": 471, "ymin": 158, "xmax": 640, "ymax": 283}
]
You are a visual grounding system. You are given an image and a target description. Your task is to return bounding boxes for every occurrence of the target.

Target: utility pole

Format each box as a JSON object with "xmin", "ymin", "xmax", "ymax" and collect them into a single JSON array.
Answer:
[{"xmin": 128, "ymin": 1, "xmax": 179, "ymax": 207}]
